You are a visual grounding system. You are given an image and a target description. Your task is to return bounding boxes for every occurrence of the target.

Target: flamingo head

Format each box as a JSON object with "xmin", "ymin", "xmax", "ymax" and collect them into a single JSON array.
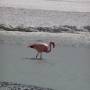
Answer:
[{"xmin": 50, "ymin": 41, "xmax": 55, "ymax": 48}]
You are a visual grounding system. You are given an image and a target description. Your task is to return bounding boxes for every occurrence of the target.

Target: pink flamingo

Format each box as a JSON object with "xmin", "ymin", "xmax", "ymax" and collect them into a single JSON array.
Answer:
[{"xmin": 27, "ymin": 41, "xmax": 55, "ymax": 59}]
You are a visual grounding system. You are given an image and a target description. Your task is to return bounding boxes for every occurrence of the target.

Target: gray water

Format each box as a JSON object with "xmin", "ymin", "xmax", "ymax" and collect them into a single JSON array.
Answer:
[{"xmin": 0, "ymin": 43, "xmax": 90, "ymax": 90}]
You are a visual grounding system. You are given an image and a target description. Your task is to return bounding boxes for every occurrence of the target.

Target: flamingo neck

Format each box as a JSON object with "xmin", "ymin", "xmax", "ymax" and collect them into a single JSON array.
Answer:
[{"xmin": 47, "ymin": 42, "xmax": 52, "ymax": 53}]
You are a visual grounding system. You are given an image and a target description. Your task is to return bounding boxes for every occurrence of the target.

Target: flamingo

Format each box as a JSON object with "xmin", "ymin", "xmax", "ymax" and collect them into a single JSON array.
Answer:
[{"xmin": 27, "ymin": 41, "xmax": 55, "ymax": 59}]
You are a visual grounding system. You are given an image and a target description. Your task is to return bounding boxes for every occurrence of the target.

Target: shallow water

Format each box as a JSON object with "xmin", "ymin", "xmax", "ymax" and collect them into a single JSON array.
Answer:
[{"xmin": 0, "ymin": 43, "xmax": 90, "ymax": 90}]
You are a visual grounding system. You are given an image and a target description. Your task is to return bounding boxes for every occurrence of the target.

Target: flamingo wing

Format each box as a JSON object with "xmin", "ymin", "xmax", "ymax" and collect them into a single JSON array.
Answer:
[{"xmin": 30, "ymin": 43, "xmax": 48, "ymax": 53}]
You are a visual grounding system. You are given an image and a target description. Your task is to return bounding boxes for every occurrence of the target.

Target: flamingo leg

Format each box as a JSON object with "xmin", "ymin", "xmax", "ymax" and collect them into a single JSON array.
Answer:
[
  {"xmin": 37, "ymin": 53, "xmax": 43, "ymax": 64},
  {"xmin": 36, "ymin": 52, "xmax": 39, "ymax": 59},
  {"xmin": 40, "ymin": 53, "xmax": 42, "ymax": 60},
  {"xmin": 36, "ymin": 53, "xmax": 44, "ymax": 64}
]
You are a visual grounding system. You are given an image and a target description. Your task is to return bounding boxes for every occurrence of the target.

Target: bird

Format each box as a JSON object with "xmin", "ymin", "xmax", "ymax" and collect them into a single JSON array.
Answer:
[{"xmin": 27, "ymin": 41, "xmax": 55, "ymax": 59}]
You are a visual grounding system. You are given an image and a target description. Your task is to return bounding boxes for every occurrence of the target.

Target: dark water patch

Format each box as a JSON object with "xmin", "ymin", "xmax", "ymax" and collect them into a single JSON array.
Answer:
[{"xmin": 0, "ymin": 81, "xmax": 54, "ymax": 90}]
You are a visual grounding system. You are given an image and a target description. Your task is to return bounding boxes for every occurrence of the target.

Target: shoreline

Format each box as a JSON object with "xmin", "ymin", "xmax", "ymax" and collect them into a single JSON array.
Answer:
[{"xmin": 0, "ymin": 31, "xmax": 90, "ymax": 48}]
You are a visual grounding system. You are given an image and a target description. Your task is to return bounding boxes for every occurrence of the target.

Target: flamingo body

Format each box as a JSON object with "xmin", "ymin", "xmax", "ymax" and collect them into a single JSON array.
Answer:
[{"xmin": 30, "ymin": 43, "xmax": 48, "ymax": 53}]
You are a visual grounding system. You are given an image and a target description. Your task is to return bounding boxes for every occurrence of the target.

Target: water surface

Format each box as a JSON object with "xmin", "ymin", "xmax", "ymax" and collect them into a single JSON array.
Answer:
[{"xmin": 0, "ymin": 43, "xmax": 90, "ymax": 90}]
